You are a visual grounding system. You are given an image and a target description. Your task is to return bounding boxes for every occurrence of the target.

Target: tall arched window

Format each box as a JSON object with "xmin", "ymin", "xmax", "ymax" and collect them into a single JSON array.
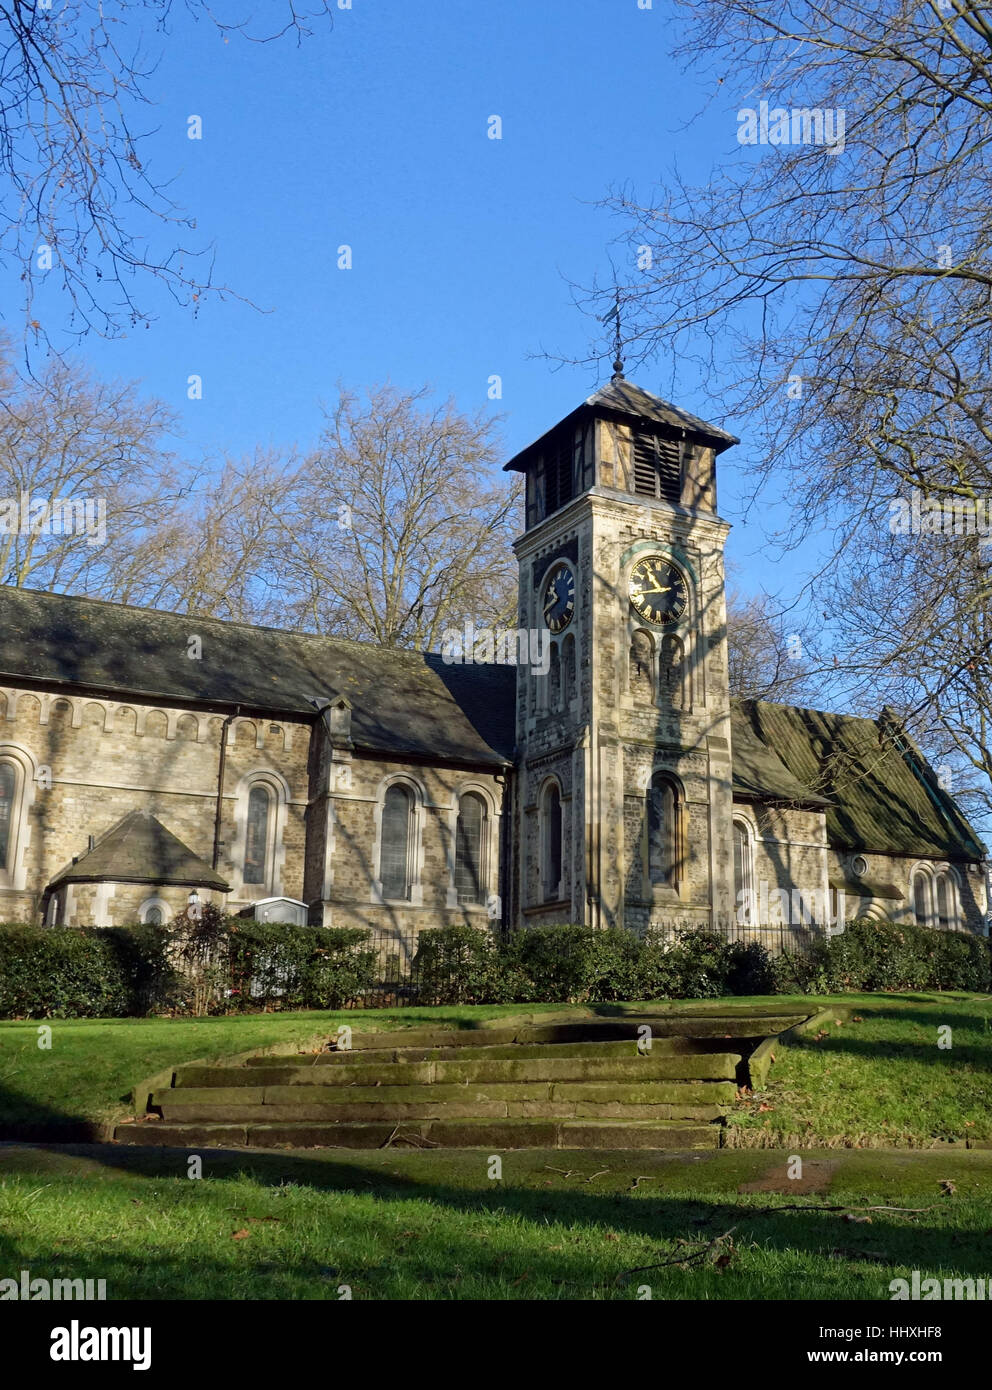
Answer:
[
  {"xmin": 0, "ymin": 763, "xmax": 14, "ymax": 871},
  {"xmin": 936, "ymin": 874, "xmax": 951, "ymax": 930},
  {"xmin": 912, "ymin": 870, "xmax": 932, "ymax": 927},
  {"xmin": 243, "ymin": 784, "xmax": 271, "ymax": 886},
  {"xmin": 647, "ymin": 775, "xmax": 679, "ymax": 887},
  {"xmin": 935, "ymin": 870, "xmax": 960, "ymax": 930},
  {"xmin": 733, "ymin": 819, "xmax": 754, "ymax": 922},
  {"xmin": 542, "ymin": 782, "xmax": 563, "ymax": 901},
  {"xmin": 454, "ymin": 793, "xmax": 486, "ymax": 905},
  {"xmin": 381, "ymin": 783, "xmax": 413, "ymax": 900}
]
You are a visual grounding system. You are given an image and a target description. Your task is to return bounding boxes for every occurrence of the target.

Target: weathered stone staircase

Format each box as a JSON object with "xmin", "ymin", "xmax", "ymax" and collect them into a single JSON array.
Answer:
[{"xmin": 116, "ymin": 1010, "xmax": 807, "ymax": 1152}]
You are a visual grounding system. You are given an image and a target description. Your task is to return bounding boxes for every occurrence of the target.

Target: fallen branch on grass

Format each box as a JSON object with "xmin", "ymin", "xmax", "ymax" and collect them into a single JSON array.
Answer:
[{"xmin": 615, "ymin": 1227, "xmax": 737, "ymax": 1282}]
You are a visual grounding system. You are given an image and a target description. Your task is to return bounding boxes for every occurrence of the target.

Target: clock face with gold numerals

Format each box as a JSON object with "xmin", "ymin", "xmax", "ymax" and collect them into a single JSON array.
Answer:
[
  {"xmin": 541, "ymin": 561, "xmax": 575, "ymax": 633},
  {"xmin": 628, "ymin": 556, "xmax": 689, "ymax": 626}
]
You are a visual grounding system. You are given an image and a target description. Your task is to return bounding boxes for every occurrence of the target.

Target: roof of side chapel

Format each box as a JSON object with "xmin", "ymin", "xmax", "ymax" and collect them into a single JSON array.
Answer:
[
  {"xmin": 732, "ymin": 698, "xmax": 986, "ymax": 861},
  {"xmin": 50, "ymin": 809, "xmax": 230, "ymax": 889}
]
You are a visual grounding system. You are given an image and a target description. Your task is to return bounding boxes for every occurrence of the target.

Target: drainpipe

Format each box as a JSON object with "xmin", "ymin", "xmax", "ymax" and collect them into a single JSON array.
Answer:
[
  {"xmin": 212, "ymin": 706, "xmax": 241, "ymax": 870},
  {"xmin": 495, "ymin": 767, "xmax": 513, "ymax": 938}
]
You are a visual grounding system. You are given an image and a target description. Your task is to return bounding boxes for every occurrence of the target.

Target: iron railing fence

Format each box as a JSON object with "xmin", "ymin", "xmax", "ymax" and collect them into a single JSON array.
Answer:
[
  {"xmin": 338, "ymin": 919, "xmax": 826, "ymax": 1008},
  {"xmin": 639, "ymin": 918, "xmax": 825, "ymax": 959}
]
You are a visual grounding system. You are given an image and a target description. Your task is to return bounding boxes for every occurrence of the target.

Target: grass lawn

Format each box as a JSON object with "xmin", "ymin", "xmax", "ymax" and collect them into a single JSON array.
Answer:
[
  {"xmin": 0, "ymin": 1144, "xmax": 989, "ymax": 1300},
  {"xmin": 725, "ymin": 993, "xmax": 992, "ymax": 1148},
  {"xmin": 2, "ymin": 992, "xmax": 990, "ymax": 1300}
]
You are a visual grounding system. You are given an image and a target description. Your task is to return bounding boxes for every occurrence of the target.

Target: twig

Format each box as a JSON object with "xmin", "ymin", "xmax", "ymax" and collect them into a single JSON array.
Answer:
[
  {"xmin": 616, "ymin": 1227, "xmax": 737, "ymax": 1282},
  {"xmin": 749, "ymin": 1202, "xmax": 936, "ymax": 1216}
]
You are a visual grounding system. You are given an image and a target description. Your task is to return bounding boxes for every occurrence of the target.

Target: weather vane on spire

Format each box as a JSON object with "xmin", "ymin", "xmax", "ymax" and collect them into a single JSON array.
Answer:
[{"xmin": 601, "ymin": 288, "xmax": 624, "ymax": 382}]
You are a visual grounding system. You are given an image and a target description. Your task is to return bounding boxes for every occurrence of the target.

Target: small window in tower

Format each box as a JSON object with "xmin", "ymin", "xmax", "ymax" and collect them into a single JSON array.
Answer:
[
  {"xmin": 542, "ymin": 782, "xmax": 564, "ymax": 902},
  {"xmin": 632, "ymin": 431, "xmax": 682, "ymax": 504}
]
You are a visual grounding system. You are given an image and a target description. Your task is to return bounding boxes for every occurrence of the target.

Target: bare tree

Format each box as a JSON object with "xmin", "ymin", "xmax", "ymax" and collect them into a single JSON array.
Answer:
[
  {"xmin": 0, "ymin": 364, "xmax": 522, "ymax": 649},
  {"xmin": 271, "ymin": 384, "xmax": 521, "ymax": 649},
  {"xmin": 581, "ymin": 0, "xmax": 992, "ymax": 824},
  {"xmin": 106, "ymin": 451, "xmax": 295, "ymax": 625},
  {"xmin": 588, "ymin": 0, "xmax": 992, "ymax": 569},
  {"xmin": 726, "ymin": 586, "xmax": 821, "ymax": 704},
  {"xmin": 0, "ymin": 340, "xmax": 187, "ymax": 592},
  {"xmin": 0, "ymin": 0, "xmax": 332, "ymax": 351},
  {"xmin": 823, "ymin": 512, "xmax": 992, "ymax": 824}
]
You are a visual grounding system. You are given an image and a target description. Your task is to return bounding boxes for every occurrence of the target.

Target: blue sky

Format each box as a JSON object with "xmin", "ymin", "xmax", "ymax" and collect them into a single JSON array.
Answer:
[{"xmin": 10, "ymin": 0, "xmax": 799, "ymax": 601}]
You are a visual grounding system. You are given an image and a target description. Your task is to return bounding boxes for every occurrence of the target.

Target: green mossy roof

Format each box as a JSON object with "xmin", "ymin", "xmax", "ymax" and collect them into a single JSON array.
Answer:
[{"xmin": 733, "ymin": 698, "xmax": 986, "ymax": 861}]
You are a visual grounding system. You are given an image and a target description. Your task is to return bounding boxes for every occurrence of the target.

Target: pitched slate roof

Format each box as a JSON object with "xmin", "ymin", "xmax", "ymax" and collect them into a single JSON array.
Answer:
[
  {"xmin": 586, "ymin": 378, "xmax": 740, "ymax": 449},
  {"xmin": 733, "ymin": 698, "xmax": 986, "ymax": 861},
  {"xmin": 730, "ymin": 704, "xmax": 832, "ymax": 808},
  {"xmin": 504, "ymin": 376, "xmax": 739, "ymax": 471},
  {"xmin": 50, "ymin": 810, "xmax": 229, "ymax": 889},
  {"xmin": 0, "ymin": 585, "xmax": 515, "ymax": 768}
]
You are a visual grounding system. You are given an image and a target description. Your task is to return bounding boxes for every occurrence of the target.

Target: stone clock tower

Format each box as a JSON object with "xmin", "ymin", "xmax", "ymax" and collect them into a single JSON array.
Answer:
[{"xmin": 504, "ymin": 372, "xmax": 740, "ymax": 933}]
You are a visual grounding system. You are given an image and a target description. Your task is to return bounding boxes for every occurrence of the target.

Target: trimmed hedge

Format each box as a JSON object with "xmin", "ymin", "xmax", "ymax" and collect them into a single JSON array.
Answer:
[
  {"xmin": 227, "ymin": 922, "xmax": 377, "ymax": 1011},
  {"xmin": 773, "ymin": 917, "xmax": 992, "ymax": 995},
  {"xmin": 0, "ymin": 923, "xmax": 180, "ymax": 1019},
  {"xmin": 0, "ymin": 915, "xmax": 987, "ymax": 1018},
  {"xmin": 0, "ymin": 917, "xmax": 378, "ymax": 1018},
  {"xmin": 412, "ymin": 919, "xmax": 988, "ymax": 1006}
]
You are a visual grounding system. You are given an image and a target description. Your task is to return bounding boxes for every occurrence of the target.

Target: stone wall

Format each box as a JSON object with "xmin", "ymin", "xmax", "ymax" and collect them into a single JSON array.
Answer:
[
  {"xmin": 732, "ymin": 799, "xmax": 830, "ymax": 931},
  {"xmin": 0, "ymin": 684, "xmax": 310, "ymax": 925},
  {"xmin": 308, "ymin": 739, "xmax": 507, "ymax": 937},
  {"xmin": 825, "ymin": 845, "xmax": 987, "ymax": 933}
]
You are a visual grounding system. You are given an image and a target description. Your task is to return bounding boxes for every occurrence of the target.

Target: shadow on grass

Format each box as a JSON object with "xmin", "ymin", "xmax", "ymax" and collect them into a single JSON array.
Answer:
[
  {"xmin": 0, "ymin": 1142, "xmax": 990, "ymax": 1300},
  {"xmin": 789, "ymin": 1002, "xmax": 992, "ymax": 1070}
]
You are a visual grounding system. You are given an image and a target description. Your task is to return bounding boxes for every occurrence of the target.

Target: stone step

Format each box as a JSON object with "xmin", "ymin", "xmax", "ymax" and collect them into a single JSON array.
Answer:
[
  {"xmin": 160, "ymin": 1080, "xmax": 736, "ymax": 1105},
  {"xmin": 253, "ymin": 1036, "xmax": 725, "ymax": 1066},
  {"xmin": 115, "ymin": 1116, "xmax": 720, "ymax": 1150},
  {"xmin": 174, "ymin": 1052, "xmax": 741, "ymax": 1090},
  {"xmin": 246, "ymin": 1015, "xmax": 803, "ymax": 1058},
  {"xmin": 513, "ymin": 1016, "xmax": 804, "ymax": 1043},
  {"xmin": 156, "ymin": 1099, "xmax": 727, "ymax": 1123},
  {"xmin": 310, "ymin": 1026, "xmax": 523, "ymax": 1052},
  {"xmin": 154, "ymin": 1078, "xmax": 734, "ymax": 1112}
]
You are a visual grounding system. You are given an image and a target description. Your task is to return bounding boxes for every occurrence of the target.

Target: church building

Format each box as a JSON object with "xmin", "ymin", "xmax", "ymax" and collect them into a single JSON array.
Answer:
[{"xmin": 0, "ymin": 377, "xmax": 986, "ymax": 938}]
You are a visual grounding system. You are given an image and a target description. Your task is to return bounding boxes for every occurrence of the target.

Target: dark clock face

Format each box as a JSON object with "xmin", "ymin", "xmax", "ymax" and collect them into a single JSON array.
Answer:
[
  {"xmin": 628, "ymin": 556, "xmax": 689, "ymax": 626},
  {"xmin": 541, "ymin": 561, "xmax": 575, "ymax": 634}
]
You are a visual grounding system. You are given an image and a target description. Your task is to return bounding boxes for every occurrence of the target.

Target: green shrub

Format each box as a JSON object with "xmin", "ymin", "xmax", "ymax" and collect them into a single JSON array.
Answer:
[
  {"xmin": 498, "ymin": 925, "xmax": 637, "ymax": 1003},
  {"xmin": 931, "ymin": 927, "xmax": 992, "ymax": 991},
  {"xmin": 227, "ymin": 922, "xmax": 376, "ymax": 1011},
  {"xmin": 411, "ymin": 924, "xmax": 504, "ymax": 1005},
  {"xmin": 818, "ymin": 918, "xmax": 990, "ymax": 993},
  {"xmin": 0, "ymin": 922, "xmax": 179, "ymax": 1019},
  {"xmin": 0, "ymin": 912, "xmax": 986, "ymax": 1019},
  {"xmin": 770, "ymin": 938, "xmax": 833, "ymax": 995},
  {"xmin": 725, "ymin": 939, "xmax": 776, "ymax": 995}
]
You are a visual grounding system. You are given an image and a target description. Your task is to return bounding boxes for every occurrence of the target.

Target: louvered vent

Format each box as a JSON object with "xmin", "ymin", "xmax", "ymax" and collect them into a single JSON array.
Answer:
[
  {"xmin": 633, "ymin": 431, "xmax": 682, "ymax": 503},
  {"xmin": 542, "ymin": 430, "xmax": 576, "ymax": 518}
]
